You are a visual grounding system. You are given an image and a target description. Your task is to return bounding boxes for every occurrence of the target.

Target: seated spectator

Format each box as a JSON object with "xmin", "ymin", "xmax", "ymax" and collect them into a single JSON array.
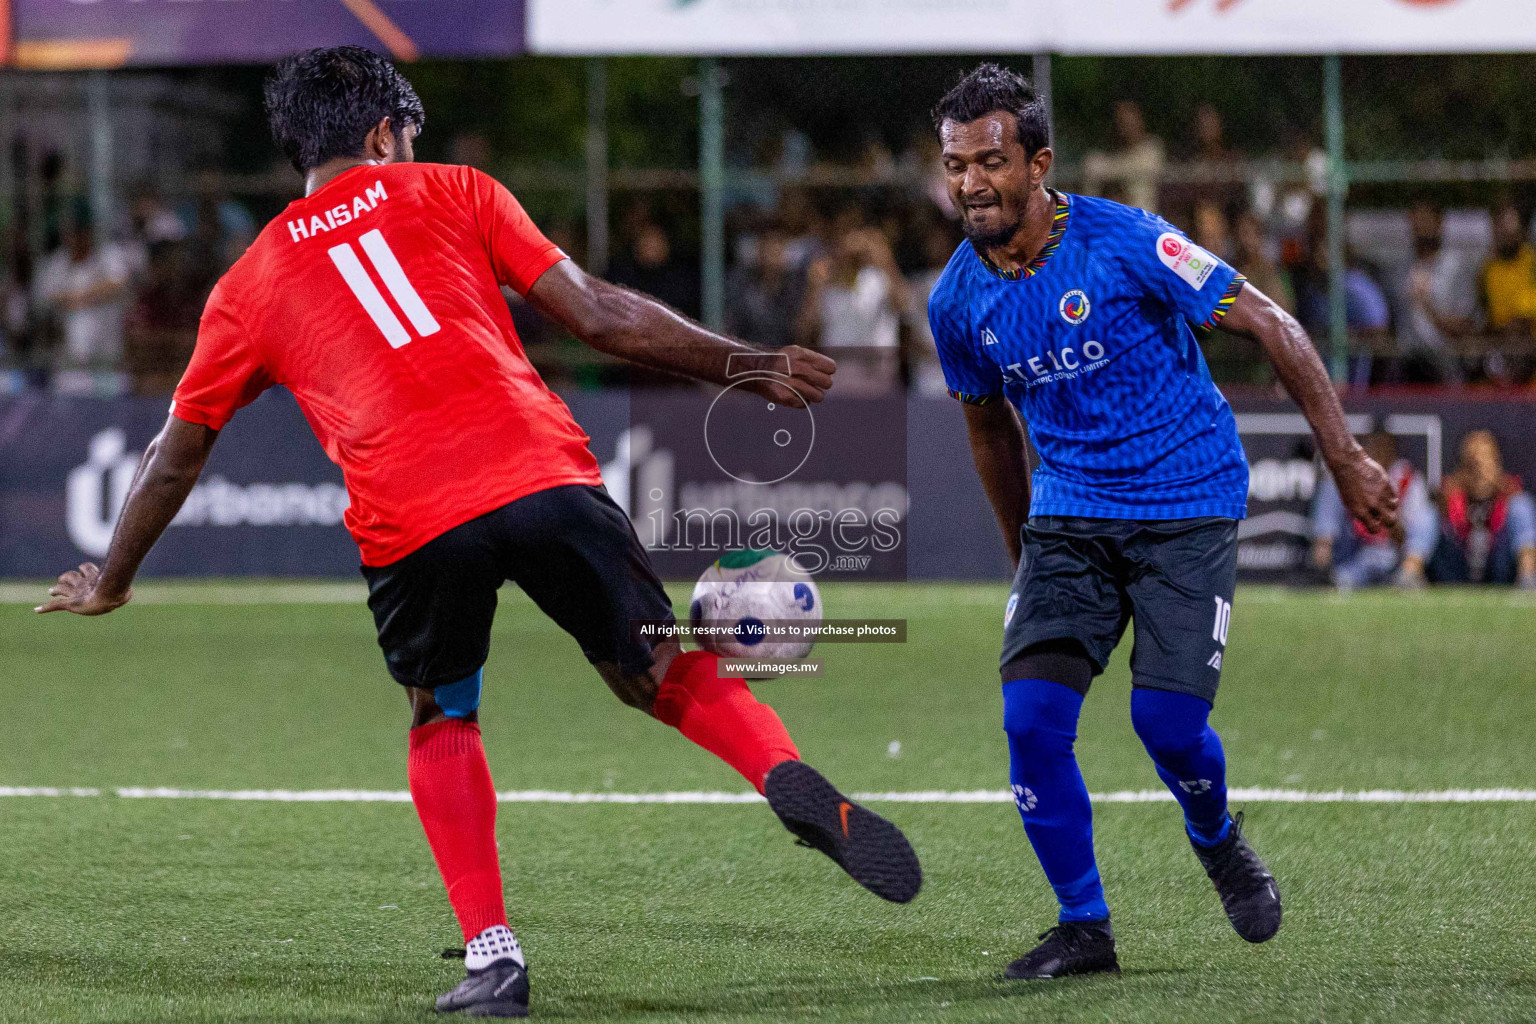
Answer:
[
  {"xmin": 1233, "ymin": 212, "xmax": 1294, "ymax": 315},
  {"xmin": 724, "ymin": 222, "xmax": 802, "ymax": 349},
  {"xmin": 1312, "ymin": 430, "xmax": 1438, "ymax": 591},
  {"xmin": 1402, "ymin": 201, "xmax": 1478, "ymax": 384},
  {"xmin": 797, "ymin": 220, "xmax": 906, "ymax": 394},
  {"xmin": 1429, "ymin": 430, "xmax": 1536, "ymax": 588},
  {"xmin": 1192, "ymin": 201, "xmax": 1236, "ymax": 264},
  {"xmin": 123, "ymin": 240, "xmax": 200, "ymax": 395},
  {"xmin": 33, "ymin": 208, "xmax": 132, "ymax": 393},
  {"xmin": 1193, "ymin": 102, "xmax": 1239, "ymax": 166},
  {"xmin": 905, "ymin": 218, "xmax": 961, "ymax": 397},
  {"xmin": 1083, "ymin": 100, "xmax": 1165, "ymax": 214},
  {"xmin": 1479, "ymin": 202, "xmax": 1536, "ymax": 340},
  {"xmin": 1294, "ymin": 211, "xmax": 1391, "ymax": 385},
  {"xmin": 608, "ymin": 220, "xmax": 699, "ymax": 319},
  {"xmin": 1187, "ymin": 103, "xmax": 1246, "ymax": 213}
]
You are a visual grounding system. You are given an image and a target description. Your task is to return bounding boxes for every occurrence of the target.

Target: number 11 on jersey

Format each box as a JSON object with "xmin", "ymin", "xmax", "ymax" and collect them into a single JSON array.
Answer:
[{"xmin": 328, "ymin": 229, "xmax": 441, "ymax": 348}]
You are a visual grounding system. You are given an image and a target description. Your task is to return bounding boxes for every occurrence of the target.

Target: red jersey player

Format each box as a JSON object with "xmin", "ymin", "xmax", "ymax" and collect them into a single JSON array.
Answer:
[{"xmin": 37, "ymin": 47, "xmax": 919, "ymax": 1018}]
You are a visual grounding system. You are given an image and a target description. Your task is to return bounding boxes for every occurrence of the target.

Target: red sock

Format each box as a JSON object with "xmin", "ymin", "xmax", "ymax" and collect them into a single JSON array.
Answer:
[
  {"xmin": 653, "ymin": 651, "xmax": 800, "ymax": 793},
  {"xmin": 407, "ymin": 719, "xmax": 507, "ymax": 942}
]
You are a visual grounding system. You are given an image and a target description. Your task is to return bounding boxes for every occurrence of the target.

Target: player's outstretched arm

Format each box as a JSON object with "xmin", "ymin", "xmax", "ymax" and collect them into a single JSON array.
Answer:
[
  {"xmin": 961, "ymin": 400, "xmax": 1032, "ymax": 568},
  {"xmin": 1220, "ymin": 285, "xmax": 1399, "ymax": 533},
  {"xmin": 525, "ymin": 260, "xmax": 836, "ymax": 408},
  {"xmin": 36, "ymin": 415, "xmax": 217, "ymax": 616}
]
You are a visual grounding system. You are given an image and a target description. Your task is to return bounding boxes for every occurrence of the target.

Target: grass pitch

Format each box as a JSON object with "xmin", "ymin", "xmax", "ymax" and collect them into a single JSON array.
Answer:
[{"xmin": 3, "ymin": 583, "xmax": 1534, "ymax": 1022}]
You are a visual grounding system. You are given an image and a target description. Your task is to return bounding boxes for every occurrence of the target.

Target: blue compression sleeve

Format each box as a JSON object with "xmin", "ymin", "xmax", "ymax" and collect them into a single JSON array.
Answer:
[
  {"xmin": 1002, "ymin": 677, "xmax": 1109, "ymax": 922},
  {"xmin": 1131, "ymin": 687, "xmax": 1231, "ymax": 847}
]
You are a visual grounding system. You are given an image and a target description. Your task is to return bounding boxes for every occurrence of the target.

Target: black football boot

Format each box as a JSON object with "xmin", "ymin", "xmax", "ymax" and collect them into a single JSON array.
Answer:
[
  {"xmin": 1003, "ymin": 919, "xmax": 1120, "ymax": 980},
  {"xmin": 1191, "ymin": 810, "xmax": 1282, "ymax": 943},
  {"xmin": 764, "ymin": 760, "xmax": 922, "ymax": 904}
]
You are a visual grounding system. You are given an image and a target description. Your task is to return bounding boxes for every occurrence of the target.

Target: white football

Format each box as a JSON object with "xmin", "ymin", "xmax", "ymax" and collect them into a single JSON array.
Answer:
[{"xmin": 689, "ymin": 550, "xmax": 822, "ymax": 660}]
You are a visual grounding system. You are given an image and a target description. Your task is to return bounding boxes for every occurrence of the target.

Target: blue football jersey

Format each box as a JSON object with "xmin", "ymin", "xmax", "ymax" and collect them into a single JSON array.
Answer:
[{"xmin": 928, "ymin": 190, "xmax": 1249, "ymax": 521}]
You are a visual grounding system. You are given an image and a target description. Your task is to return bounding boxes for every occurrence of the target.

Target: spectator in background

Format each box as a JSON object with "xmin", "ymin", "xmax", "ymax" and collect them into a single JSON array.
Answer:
[
  {"xmin": 608, "ymin": 219, "xmax": 699, "ymax": 319},
  {"xmin": 1430, "ymin": 430, "xmax": 1536, "ymax": 588},
  {"xmin": 123, "ymin": 240, "xmax": 200, "ymax": 395},
  {"xmin": 1, "ymin": 227, "xmax": 35, "ymax": 382},
  {"xmin": 34, "ymin": 207, "xmax": 132, "ymax": 393},
  {"xmin": 797, "ymin": 218, "xmax": 906, "ymax": 394},
  {"xmin": 1188, "ymin": 103, "xmax": 1246, "ymax": 214},
  {"xmin": 1299, "ymin": 249, "xmax": 1392, "ymax": 387},
  {"xmin": 124, "ymin": 184, "xmax": 188, "ymax": 279},
  {"xmin": 777, "ymin": 189, "xmax": 827, "ymax": 273},
  {"xmin": 1312, "ymin": 430, "xmax": 1437, "ymax": 590},
  {"xmin": 1479, "ymin": 202, "xmax": 1536, "ymax": 341},
  {"xmin": 1083, "ymin": 99, "xmax": 1165, "ymax": 214},
  {"xmin": 724, "ymin": 221, "xmax": 803, "ymax": 349},
  {"xmin": 184, "ymin": 170, "xmax": 257, "ymax": 289},
  {"xmin": 1192, "ymin": 200, "xmax": 1236, "ymax": 263},
  {"xmin": 1403, "ymin": 201, "xmax": 1477, "ymax": 384},
  {"xmin": 1193, "ymin": 102, "xmax": 1238, "ymax": 166},
  {"xmin": 900, "ymin": 130, "xmax": 958, "ymax": 220},
  {"xmin": 1234, "ymin": 211, "xmax": 1294, "ymax": 314},
  {"xmin": 905, "ymin": 218, "xmax": 960, "ymax": 397}
]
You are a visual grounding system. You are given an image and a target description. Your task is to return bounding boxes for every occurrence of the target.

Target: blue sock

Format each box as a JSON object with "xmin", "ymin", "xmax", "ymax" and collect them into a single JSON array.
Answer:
[
  {"xmin": 1131, "ymin": 688, "xmax": 1231, "ymax": 847},
  {"xmin": 1002, "ymin": 677, "xmax": 1108, "ymax": 923}
]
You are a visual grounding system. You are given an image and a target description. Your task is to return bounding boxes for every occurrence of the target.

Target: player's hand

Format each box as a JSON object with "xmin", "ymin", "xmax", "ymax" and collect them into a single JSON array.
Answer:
[
  {"xmin": 740, "ymin": 345, "xmax": 837, "ymax": 408},
  {"xmin": 1331, "ymin": 448, "xmax": 1399, "ymax": 536},
  {"xmin": 35, "ymin": 563, "xmax": 131, "ymax": 616}
]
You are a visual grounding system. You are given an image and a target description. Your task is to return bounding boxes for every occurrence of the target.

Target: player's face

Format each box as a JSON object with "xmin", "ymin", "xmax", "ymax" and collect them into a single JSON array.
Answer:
[{"xmin": 939, "ymin": 112, "xmax": 1043, "ymax": 250}]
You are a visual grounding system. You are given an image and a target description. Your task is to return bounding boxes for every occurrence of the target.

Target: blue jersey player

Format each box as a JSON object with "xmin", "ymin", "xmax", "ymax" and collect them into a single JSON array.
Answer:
[{"xmin": 927, "ymin": 65, "xmax": 1400, "ymax": 980}]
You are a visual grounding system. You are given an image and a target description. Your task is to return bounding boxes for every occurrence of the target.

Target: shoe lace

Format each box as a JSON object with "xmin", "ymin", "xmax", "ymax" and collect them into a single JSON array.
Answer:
[{"xmin": 1034, "ymin": 923, "xmax": 1087, "ymax": 948}]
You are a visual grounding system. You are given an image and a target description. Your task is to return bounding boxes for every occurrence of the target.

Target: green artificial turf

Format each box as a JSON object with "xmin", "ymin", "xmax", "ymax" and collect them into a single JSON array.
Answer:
[{"xmin": 1, "ymin": 584, "xmax": 1533, "ymax": 1022}]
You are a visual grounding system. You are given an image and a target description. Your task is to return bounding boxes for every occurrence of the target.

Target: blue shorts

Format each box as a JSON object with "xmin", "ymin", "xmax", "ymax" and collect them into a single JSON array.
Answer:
[{"xmin": 1000, "ymin": 516, "xmax": 1239, "ymax": 703}]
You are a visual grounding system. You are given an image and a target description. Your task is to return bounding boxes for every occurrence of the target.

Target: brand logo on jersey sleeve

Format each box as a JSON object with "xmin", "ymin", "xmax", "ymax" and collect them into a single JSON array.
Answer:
[
  {"xmin": 1058, "ymin": 289, "xmax": 1091, "ymax": 325},
  {"xmin": 981, "ymin": 327, "xmax": 1001, "ymax": 346},
  {"xmin": 1157, "ymin": 232, "xmax": 1218, "ymax": 290}
]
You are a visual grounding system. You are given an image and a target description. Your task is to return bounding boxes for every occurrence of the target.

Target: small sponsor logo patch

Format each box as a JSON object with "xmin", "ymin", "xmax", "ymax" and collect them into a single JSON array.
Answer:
[
  {"xmin": 1207, "ymin": 650, "xmax": 1224, "ymax": 669},
  {"xmin": 1157, "ymin": 232, "xmax": 1218, "ymax": 290},
  {"xmin": 1059, "ymin": 289, "xmax": 1091, "ymax": 325},
  {"xmin": 982, "ymin": 327, "xmax": 1001, "ymax": 346},
  {"xmin": 1012, "ymin": 784, "xmax": 1038, "ymax": 812},
  {"xmin": 1004, "ymin": 592, "xmax": 1020, "ymax": 626}
]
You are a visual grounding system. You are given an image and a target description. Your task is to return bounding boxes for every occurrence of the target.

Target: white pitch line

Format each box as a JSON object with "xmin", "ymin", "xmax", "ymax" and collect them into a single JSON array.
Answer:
[
  {"xmin": 117, "ymin": 787, "xmax": 412, "ymax": 802},
  {"xmin": 0, "ymin": 786, "xmax": 1526, "ymax": 804},
  {"xmin": 0, "ymin": 582, "xmax": 367, "ymax": 606}
]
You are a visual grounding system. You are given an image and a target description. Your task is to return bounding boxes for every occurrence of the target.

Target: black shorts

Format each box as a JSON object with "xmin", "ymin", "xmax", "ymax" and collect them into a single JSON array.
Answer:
[
  {"xmin": 361, "ymin": 484, "xmax": 674, "ymax": 689},
  {"xmin": 1000, "ymin": 516, "xmax": 1238, "ymax": 703}
]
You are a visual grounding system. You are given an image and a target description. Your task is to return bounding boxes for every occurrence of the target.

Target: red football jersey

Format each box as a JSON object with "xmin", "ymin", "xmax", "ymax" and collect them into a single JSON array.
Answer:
[{"xmin": 172, "ymin": 162, "xmax": 603, "ymax": 566}]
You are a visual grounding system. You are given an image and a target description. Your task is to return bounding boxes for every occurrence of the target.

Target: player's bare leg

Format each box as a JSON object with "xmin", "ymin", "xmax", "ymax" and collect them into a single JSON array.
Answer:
[
  {"xmin": 600, "ymin": 639, "xmax": 922, "ymax": 904},
  {"xmin": 405, "ymin": 683, "xmax": 529, "ymax": 1017}
]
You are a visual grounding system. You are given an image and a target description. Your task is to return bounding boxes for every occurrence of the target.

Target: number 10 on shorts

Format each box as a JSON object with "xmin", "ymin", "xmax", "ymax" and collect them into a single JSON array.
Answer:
[
  {"xmin": 1211, "ymin": 596, "xmax": 1232, "ymax": 646},
  {"xmin": 329, "ymin": 230, "xmax": 441, "ymax": 348}
]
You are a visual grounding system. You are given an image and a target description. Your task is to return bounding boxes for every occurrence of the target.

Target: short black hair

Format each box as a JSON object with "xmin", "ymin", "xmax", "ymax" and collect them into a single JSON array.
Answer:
[
  {"xmin": 931, "ymin": 63, "xmax": 1050, "ymax": 157},
  {"xmin": 264, "ymin": 46, "xmax": 426, "ymax": 175}
]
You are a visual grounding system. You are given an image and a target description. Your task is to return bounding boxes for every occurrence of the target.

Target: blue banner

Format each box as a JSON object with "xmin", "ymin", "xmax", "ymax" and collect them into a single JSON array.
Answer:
[{"xmin": 2, "ymin": 390, "xmax": 1532, "ymax": 582}]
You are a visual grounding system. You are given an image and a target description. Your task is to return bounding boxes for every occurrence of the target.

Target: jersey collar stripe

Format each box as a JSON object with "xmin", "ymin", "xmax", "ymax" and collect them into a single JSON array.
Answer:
[{"xmin": 978, "ymin": 189, "xmax": 1072, "ymax": 283}]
